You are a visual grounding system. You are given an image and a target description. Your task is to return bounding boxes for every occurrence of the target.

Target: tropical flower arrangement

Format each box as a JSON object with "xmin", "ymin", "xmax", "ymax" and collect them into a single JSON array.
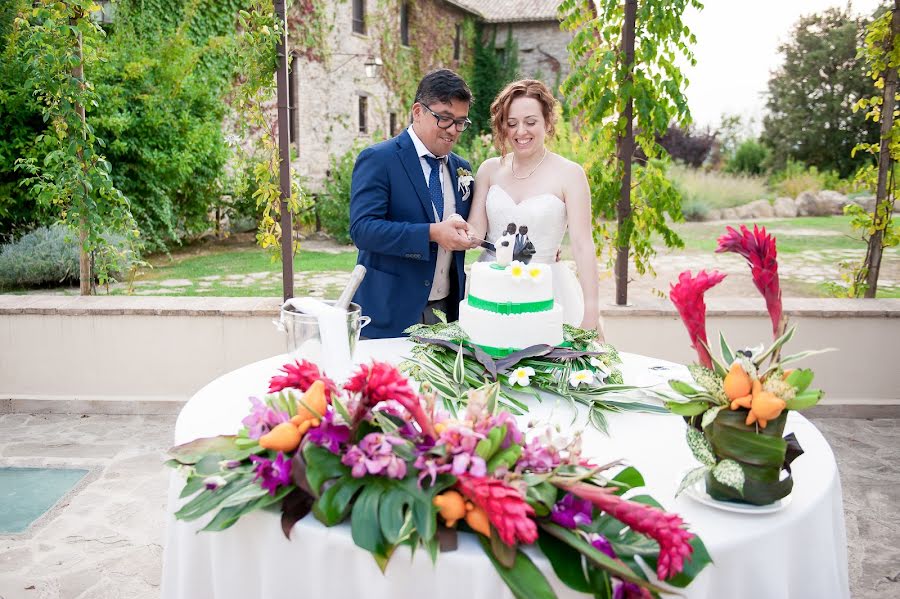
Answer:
[
  {"xmin": 167, "ymin": 359, "xmax": 711, "ymax": 599},
  {"xmin": 403, "ymin": 317, "xmax": 666, "ymax": 434},
  {"xmin": 664, "ymin": 224, "xmax": 832, "ymax": 506}
]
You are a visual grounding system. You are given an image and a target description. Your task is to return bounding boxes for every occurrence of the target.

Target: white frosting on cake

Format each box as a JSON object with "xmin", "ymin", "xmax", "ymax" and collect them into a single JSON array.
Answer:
[
  {"xmin": 459, "ymin": 301, "xmax": 564, "ymax": 349},
  {"xmin": 467, "ymin": 261, "xmax": 553, "ymax": 304},
  {"xmin": 459, "ymin": 261, "xmax": 563, "ymax": 350}
]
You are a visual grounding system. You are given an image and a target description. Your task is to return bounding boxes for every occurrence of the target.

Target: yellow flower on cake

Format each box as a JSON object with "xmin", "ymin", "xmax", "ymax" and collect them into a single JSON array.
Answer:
[
  {"xmin": 569, "ymin": 369, "xmax": 594, "ymax": 388},
  {"xmin": 508, "ymin": 366, "xmax": 536, "ymax": 387},
  {"xmin": 508, "ymin": 261, "xmax": 525, "ymax": 282},
  {"xmin": 527, "ymin": 265, "xmax": 544, "ymax": 282}
]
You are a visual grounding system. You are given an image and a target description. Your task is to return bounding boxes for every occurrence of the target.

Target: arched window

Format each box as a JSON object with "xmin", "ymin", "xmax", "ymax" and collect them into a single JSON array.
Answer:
[{"xmin": 352, "ymin": 0, "xmax": 366, "ymax": 35}]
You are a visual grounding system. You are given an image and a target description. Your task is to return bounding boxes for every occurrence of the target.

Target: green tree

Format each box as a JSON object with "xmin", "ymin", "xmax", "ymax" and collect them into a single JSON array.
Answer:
[
  {"xmin": 560, "ymin": 0, "xmax": 700, "ymax": 304},
  {"xmin": 467, "ymin": 24, "xmax": 519, "ymax": 135},
  {"xmin": 14, "ymin": 0, "xmax": 135, "ymax": 294},
  {"xmin": 726, "ymin": 139, "xmax": 769, "ymax": 175},
  {"xmin": 836, "ymin": 3, "xmax": 899, "ymax": 298},
  {"xmin": 761, "ymin": 7, "xmax": 879, "ymax": 177}
]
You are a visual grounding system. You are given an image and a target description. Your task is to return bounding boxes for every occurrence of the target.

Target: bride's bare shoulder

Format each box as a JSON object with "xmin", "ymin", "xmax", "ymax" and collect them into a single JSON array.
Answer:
[
  {"xmin": 476, "ymin": 156, "xmax": 502, "ymax": 177},
  {"xmin": 548, "ymin": 152, "xmax": 585, "ymax": 175}
]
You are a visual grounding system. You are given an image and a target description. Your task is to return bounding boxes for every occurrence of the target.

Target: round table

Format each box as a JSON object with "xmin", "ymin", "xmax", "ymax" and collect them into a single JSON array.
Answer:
[{"xmin": 161, "ymin": 339, "xmax": 849, "ymax": 599}]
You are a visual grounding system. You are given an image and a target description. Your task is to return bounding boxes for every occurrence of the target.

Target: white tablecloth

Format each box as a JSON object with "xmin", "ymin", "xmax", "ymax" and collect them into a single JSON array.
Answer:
[{"xmin": 161, "ymin": 339, "xmax": 849, "ymax": 599}]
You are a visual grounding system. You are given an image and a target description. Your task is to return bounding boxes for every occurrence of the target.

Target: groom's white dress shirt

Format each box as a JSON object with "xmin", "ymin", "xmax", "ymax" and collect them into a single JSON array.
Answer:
[{"xmin": 407, "ymin": 125, "xmax": 454, "ymax": 302}]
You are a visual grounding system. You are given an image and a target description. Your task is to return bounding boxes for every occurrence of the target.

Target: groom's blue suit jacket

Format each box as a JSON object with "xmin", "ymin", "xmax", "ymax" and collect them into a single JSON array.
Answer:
[{"xmin": 350, "ymin": 130, "xmax": 472, "ymax": 339}]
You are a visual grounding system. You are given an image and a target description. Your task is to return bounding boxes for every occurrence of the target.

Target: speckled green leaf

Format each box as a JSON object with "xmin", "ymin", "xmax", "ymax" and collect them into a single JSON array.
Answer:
[
  {"xmin": 686, "ymin": 427, "xmax": 716, "ymax": 467},
  {"xmin": 713, "ymin": 459, "xmax": 745, "ymax": 494}
]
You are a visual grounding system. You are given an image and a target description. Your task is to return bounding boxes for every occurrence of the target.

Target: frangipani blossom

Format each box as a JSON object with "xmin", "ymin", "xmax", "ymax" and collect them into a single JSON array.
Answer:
[
  {"xmin": 508, "ymin": 366, "xmax": 536, "ymax": 386},
  {"xmin": 526, "ymin": 265, "xmax": 544, "ymax": 282},
  {"xmin": 569, "ymin": 369, "xmax": 594, "ymax": 388},
  {"xmin": 509, "ymin": 261, "xmax": 525, "ymax": 281},
  {"xmin": 669, "ymin": 269, "xmax": 726, "ymax": 370},
  {"xmin": 589, "ymin": 357, "xmax": 611, "ymax": 380}
]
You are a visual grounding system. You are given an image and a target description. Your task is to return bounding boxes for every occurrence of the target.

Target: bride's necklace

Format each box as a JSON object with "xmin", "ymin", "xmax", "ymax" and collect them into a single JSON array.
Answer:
[{"xmin": 511, "ymin": 148, "xmax": 548, "ymax": 180}]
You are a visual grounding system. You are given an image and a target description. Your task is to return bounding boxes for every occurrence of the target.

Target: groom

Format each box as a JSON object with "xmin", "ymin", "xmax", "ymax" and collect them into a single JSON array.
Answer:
[{"xmin": 350, "ymin": 69, "xmax": 474, "ymax": 339}]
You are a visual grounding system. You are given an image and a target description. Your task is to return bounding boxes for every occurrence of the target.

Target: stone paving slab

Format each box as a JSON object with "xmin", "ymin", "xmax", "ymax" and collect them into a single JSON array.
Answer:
[{"xmin": 0, "ymin": 413, "xmax": 897, "ymax": 599}]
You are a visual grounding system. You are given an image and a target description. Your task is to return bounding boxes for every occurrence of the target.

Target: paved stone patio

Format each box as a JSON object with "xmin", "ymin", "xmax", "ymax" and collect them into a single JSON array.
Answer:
[{"xmin": 0, "ymin": 413, "xmax": 897, "ymax": 599}]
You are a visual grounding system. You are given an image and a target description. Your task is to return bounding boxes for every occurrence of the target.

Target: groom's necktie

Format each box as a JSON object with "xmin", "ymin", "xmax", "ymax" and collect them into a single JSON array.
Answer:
[{"xmin": 423, "ymin": 155, "xmax": 444, "ymax": 222}]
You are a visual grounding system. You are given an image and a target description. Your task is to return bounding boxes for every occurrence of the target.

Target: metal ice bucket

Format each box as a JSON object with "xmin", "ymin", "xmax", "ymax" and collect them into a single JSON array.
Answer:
[{"xmin": 275, "ymin": 299, "xmax": 371, "ymax": 359}]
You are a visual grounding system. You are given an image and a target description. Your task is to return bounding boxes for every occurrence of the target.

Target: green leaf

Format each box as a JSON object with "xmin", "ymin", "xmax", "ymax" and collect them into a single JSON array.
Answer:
[
  {"xmin": 478, "ymin": 536, "xmax": 558, "ymax": 599},
  {"xmin": 785, "ymin": 389, "xmax": 823, "ymax": 411},
  {"xmin": 537, "ymin": 531, "xmax": 592, "ymax": 593},
  {"xmin": 666, "ymin": 400, "xmax": 710, "ymax": 417},
  {"xmin": 754, "ymin": 325, "xmax": 796, "ymax": 366},
  {"xmin": 719, "ymin": 331, "xmax": 735, "ymax": 366},
  {"xmin": 303, "ymin": 442, "xmax": 349, "ymax": 495},
  {"xmin": 668, "ymin": 380, "xmax": 702, "ymax": 396},
  {"xmin": 675, "ymin": 465, "xmax": 709, "ymax": 498},
  {"xmin": 609, "ymin": 466, "xmax": 645, "ymax": 496},
  {"xmin": 169, "ymin": 436, "xmax": 253, "ymax": 465},
  {"xmin": 525, "ymin": 481, "xmax": 558, "ymax": 517},
  {"xmin": 539, "ymin": 523, "xmax": 667, "ymax": 593},
  {"xmin": 686, "ymin": 427, "xmax": 716, "ymax": 467},
  {"xmin": 174, "ymin": 475, "xmax": 254, "ymax": 522},
  {"xmin": 712, "ymin": 459, "xmax": 745, "ymax": 494},
  {"xmin": 378, "ymin": 488, "xmax": 414, "ymax": 545},
  {"xmin": 785, "ymin": 368, "xmax": 814, "ymax": 393},
  {"xmin": 201, "ymin": 486, "xmax": 290, "ymax": 532},
  {"xmin": 779, "ymin": 349, "xmax": 836, "ymax": 367},
  {"xmin": 701, "ymin": 405, "xmax": 725, "ymax": 429},
  {"xmin": 350, "ymin": 483, "xmax": 388, "ymax": 557},
  {"xmin": 313, "ymin": 477, "xmax": 364, "ymax": 525}
]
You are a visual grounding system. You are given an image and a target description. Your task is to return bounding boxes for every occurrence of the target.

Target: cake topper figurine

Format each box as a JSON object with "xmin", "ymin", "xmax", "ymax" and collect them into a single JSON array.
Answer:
[
  {"xmin": 513, "ymin": 225, "xmax": 536, "ymax": 264},
  {"xmin": 495, "ymin": 223, "xmax": 517, "ymax": 266}
]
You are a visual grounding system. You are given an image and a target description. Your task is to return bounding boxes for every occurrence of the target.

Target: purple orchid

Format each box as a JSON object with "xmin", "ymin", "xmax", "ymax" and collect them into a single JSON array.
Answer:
[
  {"xmin": 613, "ymin": 580, "xmax": 643, "ymax": 599},
  {"xmin": 590, "ymin": 534, "xmax": 617, "ymax": 559},
  {"xmin": 550, "ymin": 493, "xmax": 593, "ymax": 529},
  {"xmin": 305, "ymin": 410, "xmax": 351, "ymax": 454},
  {"xmin": 341, "ymin": 433, "xmax": 408, "ymax": 479},
  {"xmin": 241, "ymin": 397, "xmax": 289, "ymax": 440},
  {"xmin": 517, "ymin": 437, "xmax": 562, "ymax": 473},
  {"xmin": 250, "ymin": 452, "xmax": 292, "ymax": 495}
]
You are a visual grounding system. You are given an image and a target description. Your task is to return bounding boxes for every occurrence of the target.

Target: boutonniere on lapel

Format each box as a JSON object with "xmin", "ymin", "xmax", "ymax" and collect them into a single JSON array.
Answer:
[{"xmin": 456, "ymin": 167, "xmax": 474, "ymax": 201}]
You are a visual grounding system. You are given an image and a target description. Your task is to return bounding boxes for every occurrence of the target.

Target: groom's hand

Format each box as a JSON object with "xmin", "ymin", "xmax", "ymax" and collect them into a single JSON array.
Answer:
[{"xmin": 429, "ymin": 219, "xmax": 470, "ymax": 251}]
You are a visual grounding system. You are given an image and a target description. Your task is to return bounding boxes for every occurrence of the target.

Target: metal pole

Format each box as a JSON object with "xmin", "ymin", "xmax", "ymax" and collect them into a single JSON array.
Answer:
[{"xmin": 275, "ymin": 0, "xmax": 294, "ymax": 301}]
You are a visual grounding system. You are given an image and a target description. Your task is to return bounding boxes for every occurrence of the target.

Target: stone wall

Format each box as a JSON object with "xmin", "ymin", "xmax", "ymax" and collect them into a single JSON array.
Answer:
[
  {"xmin": 493, "ymin": 21, "xmax": 572, "ymax": 90},
  {"xmin": 289, "ymin": 0, "xmax": 471, "ymax": 192}
]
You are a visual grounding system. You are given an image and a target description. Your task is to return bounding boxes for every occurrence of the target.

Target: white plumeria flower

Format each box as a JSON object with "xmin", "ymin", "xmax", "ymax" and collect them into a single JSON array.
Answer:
[
  {"xmin": 589, "ymin": 356, "xmax": 611, "ymax": 380},
  {"xmin": 526, "ymin": 264, "xmax": 544, "ymax": 282},
  {"xmin": 508, "ymin": 366, "xmax": 536, "ymax": 387},
  {"xmin": 508, "ymin": 261, "xmax": 525, "ymax": 281},
  {"xmin": 569, "ymin": 369, "xmax": 594, "ymax": 388}
]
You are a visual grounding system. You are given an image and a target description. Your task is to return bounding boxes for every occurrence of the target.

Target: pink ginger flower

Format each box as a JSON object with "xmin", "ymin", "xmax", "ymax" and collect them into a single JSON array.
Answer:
[
  {"xmin": 268, "ymin": 359, "xmax": 337, "ymax": 398},
  {"xmin": 344, "ymin": 361, "xmax": 437, "ymax": 439},
  {"xmin": 559, "ymin": 481, "xmax": 694, "ymax": 580},
  {"xmin": 716, "ymin": 224, "xmax": 783, "ymax": 338},
  {"xmin": 456, "ymin": 474, "xmax": 538, "ymax": 546},
  {"xmin": 669, "ymin": 270, "xmax": 726, "ymax": 370}
]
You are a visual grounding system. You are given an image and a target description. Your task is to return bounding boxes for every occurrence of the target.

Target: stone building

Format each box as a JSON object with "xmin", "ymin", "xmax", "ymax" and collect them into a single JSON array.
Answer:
[{"xmin": 286, "ymin": 0, "xmax": 570, "ymax": 192}]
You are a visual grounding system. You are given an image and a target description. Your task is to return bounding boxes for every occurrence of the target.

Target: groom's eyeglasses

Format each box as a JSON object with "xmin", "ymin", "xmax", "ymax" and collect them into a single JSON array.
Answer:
[{"xmin": 422, "ymin": 105, "xmax": 471, "ymax": 132}]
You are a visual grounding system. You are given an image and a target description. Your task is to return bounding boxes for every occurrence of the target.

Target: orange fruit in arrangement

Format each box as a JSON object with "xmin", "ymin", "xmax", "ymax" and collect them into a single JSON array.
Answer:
[
  {"xmin": 293, "ymin": 380, "xmax": 328, "ymax": 423},
  {"xmin": 433, "ymin": 490, "xmax": 467, "ymax": 527},
  {"xmin": 464, "ymin": 503, "xmax": 491, "ymax": 537},
  {"xmin": 745, "ymin": 390, "xmax": 786, "ymax": 429},
  {"xmin": 259, "ymin": 422, "xmax": 302, "ymax": 452},
  {"xmin": 723, "ymin": 363, "xmax": 753, "ymax": 400}
]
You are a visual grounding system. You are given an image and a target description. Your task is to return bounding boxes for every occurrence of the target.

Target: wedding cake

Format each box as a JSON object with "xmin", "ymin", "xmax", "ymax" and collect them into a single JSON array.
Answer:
[{"xmin": 459, "ymin": 260, "xmax": 564, "ymax": 353}]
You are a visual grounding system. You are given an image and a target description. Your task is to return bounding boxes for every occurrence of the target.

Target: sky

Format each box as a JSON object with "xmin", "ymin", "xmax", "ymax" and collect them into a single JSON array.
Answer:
[{"xmin": 680, "ymin": 0, "xmax": 885, "ymax": 133}]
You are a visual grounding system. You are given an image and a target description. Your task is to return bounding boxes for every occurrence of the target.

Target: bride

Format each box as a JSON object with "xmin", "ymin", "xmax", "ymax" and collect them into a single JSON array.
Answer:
[{"xmin": 464, "ymin": 79, "xmax": 602, "ymax": 335}]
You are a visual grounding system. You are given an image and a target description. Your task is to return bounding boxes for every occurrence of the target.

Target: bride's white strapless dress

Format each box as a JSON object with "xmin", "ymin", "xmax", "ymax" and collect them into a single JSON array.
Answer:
[{"xmin": 478, "ymin": 185, "xmax": 584, "ymax": 326}]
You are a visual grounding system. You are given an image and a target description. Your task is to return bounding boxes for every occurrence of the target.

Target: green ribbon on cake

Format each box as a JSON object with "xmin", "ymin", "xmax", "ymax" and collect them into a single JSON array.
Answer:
[{"xmin": 467, "ymin": 295, "xmax": 554, "ymax": 315}]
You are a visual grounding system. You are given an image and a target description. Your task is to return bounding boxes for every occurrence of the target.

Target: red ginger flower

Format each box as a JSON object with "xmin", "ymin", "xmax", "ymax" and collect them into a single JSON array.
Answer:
[
  {"xmin": 559, "ymin": 481, "xmax": 694, "ymax": 581},
  {"xmin": 717, "ymin": 224, "xmax": 783, "ymax": 338},
  {"xmin": 344, "ymin": 361, "xmax": 436, "ymax": 439},
  {"xmin": 269, "ymin": 360, "xmax": 337, "ymax": 398},
  {"xmin": 669, "ymin": 270, "xmax": 726, "ymax": 370},
  {"xmin": 456, "ymin": 474, "xmax": 538, "ymax": 546}
]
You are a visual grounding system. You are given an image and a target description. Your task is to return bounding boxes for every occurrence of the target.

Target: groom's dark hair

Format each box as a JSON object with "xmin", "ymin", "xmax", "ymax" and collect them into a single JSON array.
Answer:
[{"xmin": 414, "ymin": 69, "xmax": 473, "ymax": 107}]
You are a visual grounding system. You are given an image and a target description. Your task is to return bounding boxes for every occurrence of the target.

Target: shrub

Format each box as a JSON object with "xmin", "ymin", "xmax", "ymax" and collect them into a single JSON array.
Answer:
[
  {"xmin": 317, "ymin": 147, "xmax": 361, "ymax": 245},
  {"xmin": 668, "ymin": 164, "xmax": 769, "ymax": 209},
  {"xmin": 680, "ymin": 198, "xmax": 710, "ymax": 222},
  {"xmin": 726, "ymin": 139, "xmax": 769, "ymax": 175},
  {"xmin": 0, "ymin": 224, "xmax": 134, "ymax": 289},
  {"xmin": 655, "ymin": 125, "xmax": 716, "ymax": 167}
]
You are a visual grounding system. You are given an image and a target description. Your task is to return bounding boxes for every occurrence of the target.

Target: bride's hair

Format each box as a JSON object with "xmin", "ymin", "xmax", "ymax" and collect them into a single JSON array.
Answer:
[{"xmin": 490, "ymin": 79, "xmax": 558, "ymax": 157}]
